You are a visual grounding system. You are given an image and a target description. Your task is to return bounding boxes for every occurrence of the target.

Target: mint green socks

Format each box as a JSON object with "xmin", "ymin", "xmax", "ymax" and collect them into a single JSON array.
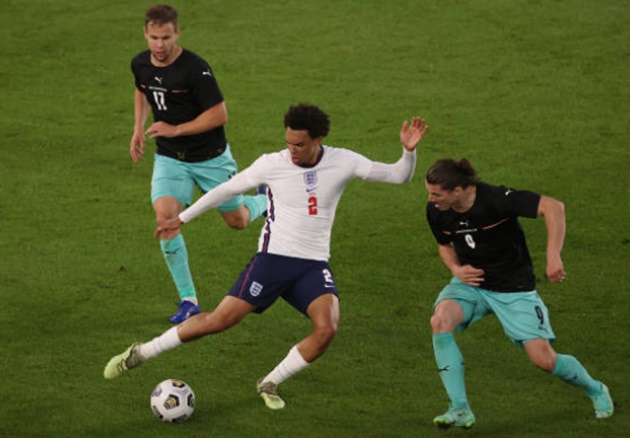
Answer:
[
  {"xmin": 552, "ymin": 354, "xmax": 602, "ymax": 396},
  {"xmin": 433, "ymin": 335, "xmax": 602, "ymax": 409},
  {"xmin": 243, "ymin": 194, "xmax": 268, "ymax": 222},
  {"xmin": 433, "ymin": 333, "xmax": 469, "ymax": 408},
  {"xmin": 160, "ymin": 234, "xmax": 196, "ymax": 301}
]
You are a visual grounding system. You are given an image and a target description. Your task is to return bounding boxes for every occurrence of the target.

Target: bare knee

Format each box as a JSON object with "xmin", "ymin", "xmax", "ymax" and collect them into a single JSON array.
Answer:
[
  {"xmin": 531, "ymin": 355, "xmax": 557, "ymax": 372},
  {"xmin": 154, "ymin": 197, "xmax": 183, "ymax": 227},
  {"xmin": 222, "ymin": 207, "xmax": 250, "ymax": 230},
  {"xmin": 524, "ymin": 339, "xmax": 557, "ymax": 372},
  {"xmin": 430, "ymin": 310, "xmax": 459, "ymax": 333},
  {"xmin": 430, "ymin": 300, "xmax": 464, "ymax": 334},
  {"xmin": 430, "ymin": 313, "xmax": 449, "ymax": 333},
  {"xmin": 224, "ymin": 215, "xmax": 248, "ymax": 230},
  {"xmin": 154, "ymin": 209, "xmax": 181, "ymax": 235},
  {"xmin": 313, "ymin": 324, "xmax": 338, "ymax": 350}
]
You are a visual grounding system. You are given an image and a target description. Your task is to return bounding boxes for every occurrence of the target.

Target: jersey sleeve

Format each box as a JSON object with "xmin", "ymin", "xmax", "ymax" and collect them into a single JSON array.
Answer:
[
  {"xmin": 351, "ymin": 147, "xmax": 416, "ymax": 183},
  {"xmin": 494, "ymin": 185, "xmax": 540, "ymax": 219},
  {"xmin": 131, "ymin": 54, "xmax": 143, "ymax": 90},
  {"xmin": 426, "ymin": 204, "xmax": 452, "ymax": 245}
]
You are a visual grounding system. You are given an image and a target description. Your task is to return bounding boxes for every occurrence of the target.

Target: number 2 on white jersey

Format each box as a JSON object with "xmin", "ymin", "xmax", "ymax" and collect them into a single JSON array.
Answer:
[{"xmin": 308, "ymin": 195, "xmax": 318, "ymax": 215}]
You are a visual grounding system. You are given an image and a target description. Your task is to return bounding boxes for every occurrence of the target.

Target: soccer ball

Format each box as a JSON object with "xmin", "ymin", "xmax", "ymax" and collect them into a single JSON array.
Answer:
[{"xmin": 150, "ymin": 379, "xmax": 196, "ymax": 423}]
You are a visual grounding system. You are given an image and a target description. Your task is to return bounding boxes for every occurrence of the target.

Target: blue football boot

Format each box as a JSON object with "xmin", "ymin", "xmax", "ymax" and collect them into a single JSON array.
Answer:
[{"xmin": 169, "ymin": 300, "xmax": 201, "ymax": 324}]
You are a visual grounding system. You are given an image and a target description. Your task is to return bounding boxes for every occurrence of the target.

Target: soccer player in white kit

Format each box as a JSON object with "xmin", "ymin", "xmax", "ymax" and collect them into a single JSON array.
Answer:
[{"xmin": 104, "ymin": 103, "xmax": 429, "ymax": 409}]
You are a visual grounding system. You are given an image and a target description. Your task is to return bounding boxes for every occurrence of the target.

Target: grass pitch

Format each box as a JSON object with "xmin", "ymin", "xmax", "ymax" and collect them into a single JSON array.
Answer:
[{"xmin": 1, "ymin": 1, "xmax": 628, "ymax": 437}]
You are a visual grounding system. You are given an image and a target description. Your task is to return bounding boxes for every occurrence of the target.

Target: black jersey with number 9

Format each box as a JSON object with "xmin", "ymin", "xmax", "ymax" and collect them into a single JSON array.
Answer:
[{"xmin": 426, "ymin": 182, "xmax": 541, "ymax": 292}]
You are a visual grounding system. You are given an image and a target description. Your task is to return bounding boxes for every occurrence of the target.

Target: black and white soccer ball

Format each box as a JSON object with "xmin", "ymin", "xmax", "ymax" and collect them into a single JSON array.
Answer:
[{"xmin": 150, "ymin": 379, "xmax": 196, "ymax": 423}]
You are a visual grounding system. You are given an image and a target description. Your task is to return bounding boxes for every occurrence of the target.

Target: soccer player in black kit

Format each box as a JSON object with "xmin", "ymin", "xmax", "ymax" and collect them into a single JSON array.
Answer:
[
  {"xmin": 129, "ymin": 5, "xmax": 267, "ymax": 323},
  {"xmin": 424, "ymin": 158, "xmax": 613, "ymax": 429}
]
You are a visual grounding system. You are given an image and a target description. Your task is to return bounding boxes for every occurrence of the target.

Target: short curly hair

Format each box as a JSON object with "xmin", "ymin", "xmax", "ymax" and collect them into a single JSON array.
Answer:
[{"xmin": 284, "ymin": 104, "xmax": 330, "ymax": 139}]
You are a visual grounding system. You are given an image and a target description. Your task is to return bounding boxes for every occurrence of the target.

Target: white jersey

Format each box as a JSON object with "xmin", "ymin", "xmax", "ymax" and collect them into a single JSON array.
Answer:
[{"xmin": 180, "ymin": 145, "xmax": 416, "ymax": 261}]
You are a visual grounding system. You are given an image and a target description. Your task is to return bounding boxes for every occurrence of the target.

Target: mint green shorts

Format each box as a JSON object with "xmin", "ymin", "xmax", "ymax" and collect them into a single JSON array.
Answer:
[
  {"xmin": 434, "ymin": 278, "xmax": 556, "ymax": 346},
  {"xmin": 151, "ymin": 145, "xmax": 244, "ymax": 212}
]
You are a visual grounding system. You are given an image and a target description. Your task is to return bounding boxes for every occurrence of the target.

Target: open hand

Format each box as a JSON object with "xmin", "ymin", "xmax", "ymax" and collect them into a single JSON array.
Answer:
[
  {"xmin": 155, "ymin": 217, "xmax": 184, "ymax": 238},
  {"xmin": 400, "ymin": 117, "xmax": 428, "ymax": 151}
]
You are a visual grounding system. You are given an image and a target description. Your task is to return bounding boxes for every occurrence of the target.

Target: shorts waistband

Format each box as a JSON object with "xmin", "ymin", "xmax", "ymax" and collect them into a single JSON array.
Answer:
[{"xmin": 157, "ymin": 146, "xmax": 226, "ymax": 163}]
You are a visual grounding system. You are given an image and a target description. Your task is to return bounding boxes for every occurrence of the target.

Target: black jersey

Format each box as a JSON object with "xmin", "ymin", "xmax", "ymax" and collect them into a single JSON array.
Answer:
[
  {"xmin": 131, "ymin": 49, "xmax": 227, "ymax": 162},
  {"xmin": 426, "ymin": 182, "xmax": 541, "ymax": 292}
]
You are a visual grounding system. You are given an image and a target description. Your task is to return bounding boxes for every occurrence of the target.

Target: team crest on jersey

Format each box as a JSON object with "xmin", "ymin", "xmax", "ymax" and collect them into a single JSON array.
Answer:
[
  {"xmin": 249, "ymin": 281, "xmax": 263, "ymax": 297},
  {"xmin": 303, "ymin": 171, "xmax": 318, "ymax": 187}
]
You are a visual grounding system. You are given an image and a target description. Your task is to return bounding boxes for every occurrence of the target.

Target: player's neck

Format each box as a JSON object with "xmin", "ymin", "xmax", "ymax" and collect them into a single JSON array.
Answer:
[
  {"xmin": 298, "ymin": 145, "xmax": 324, "ymax": 168},
  {"xmin": 453, "ymin": 185, "xmax": 476, "ymax": 213}
]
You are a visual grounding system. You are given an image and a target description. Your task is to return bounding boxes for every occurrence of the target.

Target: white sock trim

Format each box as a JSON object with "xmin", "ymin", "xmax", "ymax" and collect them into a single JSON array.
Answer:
[
  {"xmin": 139, "ymin": 326, "xmax": 182, "ymax": 360},
  {"xmin": 263, "ymin": 345, "xmax": 310, "ymax": 385}
]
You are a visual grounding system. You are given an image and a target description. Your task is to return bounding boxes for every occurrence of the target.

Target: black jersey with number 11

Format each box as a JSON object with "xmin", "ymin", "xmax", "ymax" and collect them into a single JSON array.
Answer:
[{"xmin": 131, "ymin": 49, "xmax": 227, "ymax": 162}]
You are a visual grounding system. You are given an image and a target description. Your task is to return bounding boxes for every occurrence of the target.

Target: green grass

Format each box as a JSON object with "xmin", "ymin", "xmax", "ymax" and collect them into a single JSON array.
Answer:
[{"xmin": 1, "ymin": 0, "xmax": 628, "ymax": 437}]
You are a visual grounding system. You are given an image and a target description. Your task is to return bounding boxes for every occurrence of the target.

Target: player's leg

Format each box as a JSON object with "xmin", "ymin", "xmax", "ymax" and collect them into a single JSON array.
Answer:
[
  {"xmin": 257, "ymin": 293, "xmax": 339, "ymax": 409},
  {"xmin": 524, "ymin": 338, "xmax": 614, "ymax": 418},
  {"xmin": 256, "ymin": 263, "xmax": 339, "ymax": 409},
  {"xmin": 493, "ymin": 290, "xmax": 613, "ymax": 419},
  {"xmin": 220, "ymin": 202, "xmax": 260, "ymax": 230},
  {"xmin": 218, "ymin": 186, "xmax": 267, "ymax": 229},
  {"xmin": 104, "ymin": 296, "xmax": 255, "ymax": 379},
  {"xmin": 298, "ymin": 293, "xmax": 340, "ymax": 361},
  {"xmin": 430, "ymin": 297, "xmax": 476, "ymax": 429},
  {"xmin": 152, "ymin": 155, "xmax": 200, "ymax": 323},
  {"xmin": 177, "ymin": 296, "xmax": 255, "ymax": 341},
  {"xmin": 154, "ymin": 196, "xmax": 201, "ymax": 322},
  {"xmin": 194, "ymin": 145, "xmax": 267, "ymax": 229}
]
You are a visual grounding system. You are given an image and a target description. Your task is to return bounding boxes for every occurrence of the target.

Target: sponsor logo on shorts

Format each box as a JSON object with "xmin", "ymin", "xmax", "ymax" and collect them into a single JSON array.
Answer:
[{"xmin": 249, "ymin": 281, "xmax": 263, "ymax": 297}]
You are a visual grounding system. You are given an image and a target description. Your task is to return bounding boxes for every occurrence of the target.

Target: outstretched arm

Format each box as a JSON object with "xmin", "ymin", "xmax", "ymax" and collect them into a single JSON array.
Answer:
[
  {"xmin": 154, "ymin": 170, "xmax": 257, "ymax": 238},
  {"xmin": 364, "ymin": 116, "xmax": 428, "ymax": 184},
  {"xmin": 538, "ymin": 195, "xmax": 566, "ymax": 283}
]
